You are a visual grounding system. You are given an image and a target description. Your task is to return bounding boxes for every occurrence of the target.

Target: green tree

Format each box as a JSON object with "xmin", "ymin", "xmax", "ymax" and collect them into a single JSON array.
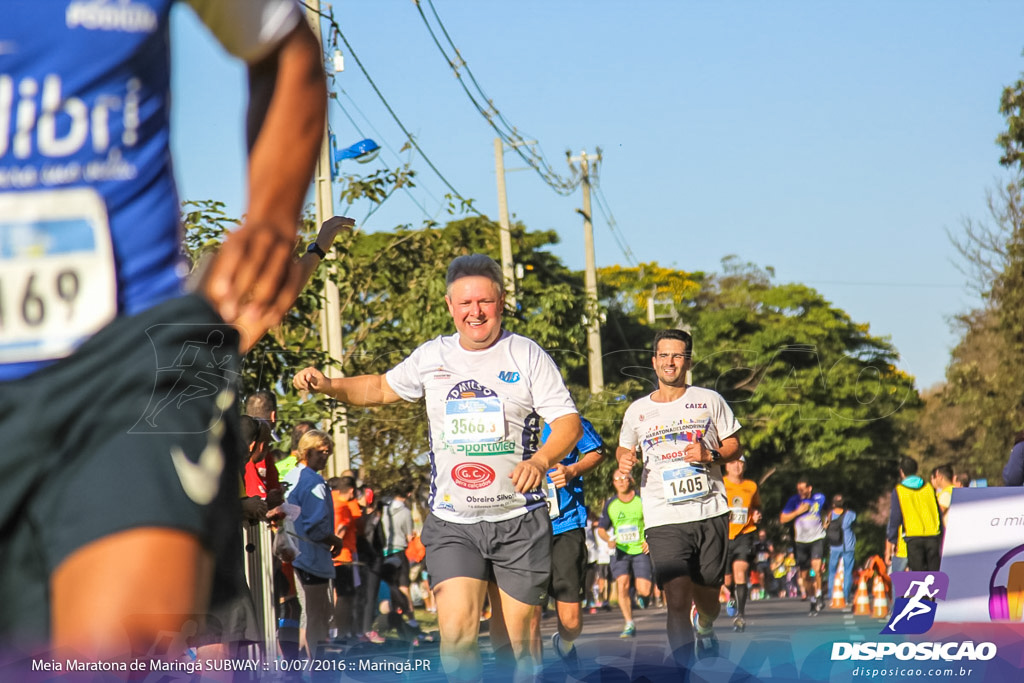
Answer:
[
  {"xmin": 182, "ymin": 200, "xmax": 603, "ymax": 499},
  {"xmin": 938, "ymin": 179, "xmax": 1024, "ymax": 483},
  {"xmin": 685, "ymin": 258, "xmax": 919, "ymax": 519},
  {"xmin": 591, "ymin": 258, "xmax": 918, "ymax": 525}
]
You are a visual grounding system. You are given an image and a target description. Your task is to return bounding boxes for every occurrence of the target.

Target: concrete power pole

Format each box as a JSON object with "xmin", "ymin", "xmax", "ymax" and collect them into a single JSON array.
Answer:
[
  {"xmin": 305, "ymin": 1, "xmax": 350, "ymax": 476},
  {"xmin": 493, "ymin": 138, "xmax": 516, "ymax": 308},
  {"xmin": 569, "ymin": 150, "xmax": 604, "ymax": 393}
]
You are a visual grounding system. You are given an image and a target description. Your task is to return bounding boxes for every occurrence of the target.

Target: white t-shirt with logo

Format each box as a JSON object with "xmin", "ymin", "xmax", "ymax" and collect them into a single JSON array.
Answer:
[
  {"xmin": 618, "ymin": 386, "xmax": 741, "ymax": 529},
  {"xmin": 385, "ymin": 330, "xmax": 577, "ymax": 523}
]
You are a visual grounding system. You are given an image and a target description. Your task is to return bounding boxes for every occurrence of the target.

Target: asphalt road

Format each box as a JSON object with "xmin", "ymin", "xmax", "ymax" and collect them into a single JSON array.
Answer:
[{"xmin": 307, "ymin": 597, "xmax": 892, "ymax": 682}]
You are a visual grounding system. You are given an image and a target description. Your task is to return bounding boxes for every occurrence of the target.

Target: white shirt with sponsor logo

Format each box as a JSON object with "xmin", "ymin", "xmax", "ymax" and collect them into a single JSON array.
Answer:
[
  {"xmin": 618, "ymin": 386, "xmax": 741, "ymax": 528},
  {"xmin": 385, "ymin": 330, "xmax": 577, "ymax": 523}
]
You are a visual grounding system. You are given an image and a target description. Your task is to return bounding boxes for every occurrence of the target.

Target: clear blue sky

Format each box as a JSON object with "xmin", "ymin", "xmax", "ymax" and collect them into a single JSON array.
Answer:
[{"xmin": 169, "ymin": 1, "xmax": 1024, "ymax": 390}]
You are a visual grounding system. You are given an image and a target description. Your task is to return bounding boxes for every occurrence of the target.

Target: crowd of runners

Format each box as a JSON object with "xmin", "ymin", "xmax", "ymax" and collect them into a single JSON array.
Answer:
[{"xmin": 1, "ymin": 3, "xmax": 968, "ymax": 681}]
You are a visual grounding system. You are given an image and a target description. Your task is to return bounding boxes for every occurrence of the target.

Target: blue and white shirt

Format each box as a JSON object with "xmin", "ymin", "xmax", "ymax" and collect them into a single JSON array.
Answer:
[
  {"xmin": 0, "ymin": 0, "xmax": 301, "ymax": 380},
  {"xmin": 783, "ymin": 491, "xmax": 828, "ymax": 543},
  {"xmin": 543, "ymin": 416, "xmax": 602, "ymax": 535}
]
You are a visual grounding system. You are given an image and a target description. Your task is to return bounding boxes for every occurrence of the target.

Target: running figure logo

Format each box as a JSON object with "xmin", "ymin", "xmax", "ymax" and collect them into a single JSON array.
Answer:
[
  {"xmin": 132, "ymin": 327, "xmax": 241, "ymax": 434},
  {"xmin": 883, "ymin": 571, "xmax": 949, "ymax": 634}
]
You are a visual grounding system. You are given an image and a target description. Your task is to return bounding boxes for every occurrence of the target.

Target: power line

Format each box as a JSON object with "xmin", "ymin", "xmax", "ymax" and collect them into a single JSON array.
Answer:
[
  {"xmin": 591, "ymin": 182, "xmax": 640, "ymax": 268},
  {"xmin": 414, "ymin": 0, "xmax": 582, "ymax": 197},
  {"xmin": 331, "ymin": 92, "xmax": 366, "ymax": 138},
  {"xmin": 332, "ymin": 95, "xmax": 445, "ymax": 221},
  {"xmin": 306, "ymin": 3, "xmax": 588, "ymax": 299},
  {"xmin": 303, "ymin": 1, "xmax": 483, "ymax": 217}
]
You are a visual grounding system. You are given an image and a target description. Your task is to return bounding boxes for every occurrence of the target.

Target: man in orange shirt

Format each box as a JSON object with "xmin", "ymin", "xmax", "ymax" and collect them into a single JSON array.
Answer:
[
  {"xmin": 723, "ymin": 457, "xmax": 761, "ymax": 632},
  {"xmin": 329, "ymin": 476, "xmax": 362, "ymax": 640}
]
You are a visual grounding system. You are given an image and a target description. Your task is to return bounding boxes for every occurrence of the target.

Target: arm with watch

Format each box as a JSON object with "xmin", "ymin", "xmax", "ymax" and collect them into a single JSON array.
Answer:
[
  {"xmin": 683, "ymin": 434, "xmax": 742, "ymax": 466},
  {"xmin": 298, "ymin": 215, "xmax": 354, "ymax": 277},
  {"xmin": 232, "ymin": 215, "xmax": 354, "ymax": 351}
]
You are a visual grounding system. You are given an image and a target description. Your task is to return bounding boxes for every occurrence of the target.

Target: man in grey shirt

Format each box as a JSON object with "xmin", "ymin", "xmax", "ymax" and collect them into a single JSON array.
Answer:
[{"xmin": 383, "ymin": 485, "xmax": 417, "ymax": 624}]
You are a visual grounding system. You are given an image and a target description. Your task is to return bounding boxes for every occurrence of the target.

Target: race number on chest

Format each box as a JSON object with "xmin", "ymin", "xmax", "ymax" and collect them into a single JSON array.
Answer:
[
  {"xmin": 444, "ymin": 396, "xmax": 505, "ymax": 444},
  {"xmin": 662, "ymin": 464, "xmax": 711, "ymax": 504},
  {"xmin": 0, "ymin": 189, "xmax": 116, "ymax": 364}
]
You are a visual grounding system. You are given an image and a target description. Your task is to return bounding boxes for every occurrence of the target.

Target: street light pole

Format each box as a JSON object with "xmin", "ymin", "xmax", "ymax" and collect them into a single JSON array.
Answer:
[
  {"xmin": 569, "ymin": 150, "xmax": 604, "ymax": 393},
  {"xmin": 494, "ymin": 138, "xmax": 516, "ymax": 308},
  {"xmin": 305, "ymin": 0, "xmax": 350, "ymax": 476}
]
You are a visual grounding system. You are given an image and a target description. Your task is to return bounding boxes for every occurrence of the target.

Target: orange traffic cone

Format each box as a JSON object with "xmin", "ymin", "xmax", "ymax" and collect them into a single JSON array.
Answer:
[
  {"xmin": 853, "ymin": 576, "xmax": 871, "ymax": 616},
  {"xmin": 830, "ymin": 558, "xmax": 847, "ymax": 609},
  {"xmin": 871, "ymin": 575, "xmax": 889, "ymax": 619}
]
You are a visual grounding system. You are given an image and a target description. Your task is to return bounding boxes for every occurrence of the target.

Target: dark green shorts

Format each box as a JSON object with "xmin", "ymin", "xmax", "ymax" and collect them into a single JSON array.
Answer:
[{"xmin": 0, "ymin": 294, "xmax": 246, "ymax": 654}]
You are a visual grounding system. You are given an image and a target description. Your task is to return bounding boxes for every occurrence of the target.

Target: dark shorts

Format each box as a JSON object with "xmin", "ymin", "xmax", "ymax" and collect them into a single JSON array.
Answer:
[
  {"xmin": 794, "ymin": 539, "xmax": 824, "ymax": 570},
  {"xmin": 595, "ymin": 564, "xmax": 612, "ymax": 581},
  {"xmin": 645, "ymin": 513, "xmax": 730, "ymax": 587},
  {"xmin": 727, "ymin": 531, "xmax": 756, "ymax": 566},
  {"xmin": 335, "ymin": 564, "xmax": 357, "ymax": 597},
  {"xmin": 0, "ymin": 294, "xmax": 245, "ymax": 650},
  {"xmin": 422, "ymin": 507, "xmax": 552, "ymax": 605},
  {"xmin": 550, "ymin": 528, "xmax": 588, "ymax": 603},
  {"xmin": 382, "ymin": 551, "xmax": 411, "ymax": 588},
  {"xmin": 906, "ymin": 536, "xmax": 942, "ymax": 572},
  {"xmin": 609, "ymin": 548, "xmax": 653, "ymax": 582}
]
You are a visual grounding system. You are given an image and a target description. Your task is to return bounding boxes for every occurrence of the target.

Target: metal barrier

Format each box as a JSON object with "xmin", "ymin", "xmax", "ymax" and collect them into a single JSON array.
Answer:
[{"xmin": 242, "ymin": 520, "xmax": 277, "ymax": 662}]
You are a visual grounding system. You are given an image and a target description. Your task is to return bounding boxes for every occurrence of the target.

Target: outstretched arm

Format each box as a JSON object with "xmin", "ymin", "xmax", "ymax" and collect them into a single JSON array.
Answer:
[
  {"xmin": 204, "ymin": 19, "xmax": 327, "ymax": 347},
  {"xmin": 293, "ymin": 367, "xmax": 404, "ymax": 406}
]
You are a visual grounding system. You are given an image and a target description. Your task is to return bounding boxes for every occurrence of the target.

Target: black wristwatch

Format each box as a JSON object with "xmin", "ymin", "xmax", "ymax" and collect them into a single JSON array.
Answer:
[
  {"xmin": 709, "ymin": 449, "xmax": 722, "ymax": 464},
  {"xmin": 306, "ymin": 241, "xmax": 327, "ymax": 259}
]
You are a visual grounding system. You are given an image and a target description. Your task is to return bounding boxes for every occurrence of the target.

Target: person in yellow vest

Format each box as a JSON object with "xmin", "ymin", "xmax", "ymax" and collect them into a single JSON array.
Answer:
[
  {"xmin": 886, "ymin": 457, "xmax": 943, "ymax": 572},
  {"xmin": 885, "ymin": 525, "xmax": 909, "ymax": 573},
  {"xmin": 930, "ymin": 464, "xmax": 955, "ymax": 524},
  {"xmin": 723, "ymin": 456, "xmax": 761, "ymax": 632}
]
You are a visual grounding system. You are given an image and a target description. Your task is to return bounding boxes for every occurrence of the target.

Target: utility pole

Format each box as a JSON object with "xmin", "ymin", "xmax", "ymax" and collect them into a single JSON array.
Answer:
[
  {"xmin": 647, "ymin": 285, "xmax": 692, "ymax": 384},
  {"xmin": 305, "ymin": 0, "xmax": 350, "ymax": 476},
  {"xmin": 569, "ymin": 150, "xmax": 604, "ymax": 393},
  {"xmin": 493, "ymin": 138, "xmax": 516, "ymax": 308}
]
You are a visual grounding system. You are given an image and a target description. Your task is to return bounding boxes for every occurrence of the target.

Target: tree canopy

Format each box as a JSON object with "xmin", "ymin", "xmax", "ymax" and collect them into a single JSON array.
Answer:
[{"xmin": 596, "ymin": 257, "xmax": 919, "ymax": 526}]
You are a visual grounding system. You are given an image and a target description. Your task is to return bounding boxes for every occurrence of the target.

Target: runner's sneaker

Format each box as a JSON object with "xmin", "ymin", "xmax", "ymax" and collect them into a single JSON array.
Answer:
[
  {"xmin": 732, "ymin": 616, "xmax": 746, "ymax": 633},
  {"xmin": 552, "ymin": 632, "xmax": 581, "ymax": 673},
  {"xmin": 815, "ymin": 595, "xmax": 826, "ymax": 613},
  {"xmin": 692, "ymin": 607, "xmax": 719, "ymax": 660},
  {"xmin": 808, "ymin": 598, "xmax": 819, "ymax": 616},
  {"xmin": 365, "ymin": 631, "xmax": 385, "ymax": 644},
  {"xmin": 726, "ymin": 599, "xmax": 737, "ymax": 617},
  {"xmin": 637, "ymin": 596, "xmax": 647, "ymax": 609},
  {"xmin": 619, "ymin": 622, "xmax": 636, "ymax": 638}
]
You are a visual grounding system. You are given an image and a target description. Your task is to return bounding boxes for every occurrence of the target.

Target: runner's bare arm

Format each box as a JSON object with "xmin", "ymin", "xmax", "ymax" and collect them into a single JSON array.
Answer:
[
  {"xmin": 780, "ymin": 501, "xmax": 811, "ymax": 524},
  {"xmin": 549, "ymin": 447, "xmax": 602, "ymax": 488},
  {"xmin": 568, "ymin": 447, "xmax": 604, "ymax": 479},
  {"xmin": 510, "ymin": 413, "xmax": 582, "ymax": 493},
  {"xmin": 530, "ymin": 413, "xmax": 582, "ymax": 469},
  {"xmin": 292, "ymin": 367, "xmax": 403, "ymax": 405},
  {"xmin": 683, "ymin": 434, "xmax": 743, "ymax": 464},
  {"xmin": 204, "ymin": 20, "xmax": 326, "ymax": 340},
  {"xmin": 616, "ymin": 445, "xmax": 638, "ymax": 473},
  {"xmin": 233, "ymin": 216, "xmax": 354, "ymax": 353}
]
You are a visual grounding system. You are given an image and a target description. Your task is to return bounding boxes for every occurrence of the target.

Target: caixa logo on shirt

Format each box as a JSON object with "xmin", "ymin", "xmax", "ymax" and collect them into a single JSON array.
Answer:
[
  {"xmin": 452, "ymin": 463, "xmax": 496, "ymax": 489},
  {"xmin": 498, "ymin": 370, "xmax": 520, "ymax": 384}
]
